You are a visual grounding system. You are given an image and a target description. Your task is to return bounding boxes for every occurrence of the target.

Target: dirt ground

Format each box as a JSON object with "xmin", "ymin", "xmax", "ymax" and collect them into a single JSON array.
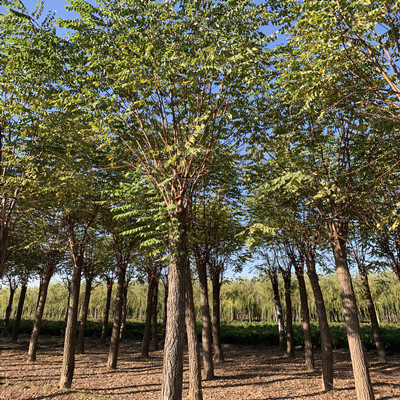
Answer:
[{"xmin": 0, "ymin": 336, "xmax": 399, "ymax": 400}]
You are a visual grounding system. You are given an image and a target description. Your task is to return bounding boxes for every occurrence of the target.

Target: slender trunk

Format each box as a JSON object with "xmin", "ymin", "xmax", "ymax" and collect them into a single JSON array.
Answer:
[
  {"xmin": 283, "ymin": 273, "xmax": 295, "ymax": 358},
  {"xmin": 358, "ymin": 266, "xmax": 387, "ymax": 363},
  {"xmin": 184, "ymin": 260, "xmax": 203, "ymax": 400},
  {"xmin": 12, "ymin": 282, "xmax": 27, "ymax": 342},
  {"xmin": 28, "ymin": 267, "xmax": 55, "ymax": 361},
  {"xmin": 162, "ymin": 281, "xmax": 168, "ymax": 343},
  {"xmin": 59, "ymin": 260, "xmax": 83, "ymax": 388},
  {"xmin": 3, "ymin": 283, "xmax": 17, "ymax": 337},
  {"xmin": 151, "ymin": 279, "xmax": 159, "ymax": 350},
  {"xmin": 107, "ymin": 265, "xmax": 126, "ymax": 369},
  {"xmin": 119, "ymin": 280, "xmax": 128, "ymax": 342},
  {"xmin": 392, "ymin": 262, "xmax": 400, "ymax": 281},
  {"xmin": 211, "ymin": 277, "xmax": 223, "ymax": 363},
  {"xmin": 0, "ymin": 225, "xmax": 10, "ymax": 279},
  {"xmin": 77, "ymin": 277, "xmax": 92, "ymax": 354},
  {"xmin": 161, "ymin": 209, "xmax": 187, "ymax": 400},
  {"xmin": 330, "ymin": 226, "xmax": 374, "ymax": 400},
  {"xmin": 64, "ymin": 281, "xmax": 71, "ymax": 329},
  {"xmin": 36, "ymin": 281, "xmax": 43, "ymax": 308},
  {"xmin": 306, "ymin": 255, "xmax": 334, "ymax": 391},
  {"xmin": 101, "ymin": 280, "xmax": 113, "ymax": 344},
  {"xmin": 141, "ymin": 277, "xmax": 156, "ymax": 358},
  {"xmin": 196, "ymin": 259, "xmax": 214, "ymax": 379},
  {"xmin": 294, "ymin": 265, "xmax": 314, "ymax": 371},
  {"xmin": 268, "ymin": 269, "xmax": 285, "ymax": 351}
]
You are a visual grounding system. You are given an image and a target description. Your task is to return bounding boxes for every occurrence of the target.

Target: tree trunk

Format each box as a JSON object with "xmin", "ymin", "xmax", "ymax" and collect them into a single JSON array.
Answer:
[
  {"xmin": 101, "ymin": 280, "xmax": 113, "ymax": 344},
  {"xmin": 142, "ymin": 277, "xmax": 157, "ymax": 358},
  {"xmin": 161, "ymin": 209, "xmax": 187, "ymax": 400},
  {"xmin": 28, "ymin": 267, "xmax": 55, "ymax": 362},
  {"xmin": 12, "ymin": 282, "xmax": 27, "ymax": 342},
  {"xmin": 119, "ymin": 280, "xmax": 128, "ymax": 342},
  {"xmin": 294, "ymin": 264, "xmax": 314, "ymax": 370},
  {"xmin": 330, "ymin": 227, "xmax": 374, "ymax": 400},
  {"xmin": 211, "ymin": 275, "xmax": 223, "ymax": 363},
  {"xmin": 358, "ymin": 266, "xmax": 387, "ymax": 363},
  {"xmin": 107, "ymin": 264, "xmax": 126, "ymax": 369},
  {"xmin": 151, "ymin": 279, "xmax": 159, "ymax": 350},
  {"xmin": 268, "ymin": 269, "xmax": 285, "ymax": 351},
  {"xmin": 64, "ymin": 280, "xmax": 71, "ymax": 329},
  {"xmin": 2, "ymin": 283, "xmax": 17, "ymax": 337},
  {"xmin": 184, "ymin": 260, "xmax": 203, "ymax": 400},
  {"xmin": 283, "ymin": 272, "xmax": 295, "ymax": 358},
  {"xmin": 162, "ymin": 280, "xmax": 168, "ymax": 343},
  {"xmin": 196, "ymin": 259, "xmax": 214, "ymax": 379},
  {"xmin": 59, "ymin": 260, "xmax": 83, "ymax": 388},
  {"xmin": 77, "ymin": 277, "xmax": 92, "ymax": 354},
  {"xmin": 306, "ymin": 255, "xmax": 334, "ymax": 391}
]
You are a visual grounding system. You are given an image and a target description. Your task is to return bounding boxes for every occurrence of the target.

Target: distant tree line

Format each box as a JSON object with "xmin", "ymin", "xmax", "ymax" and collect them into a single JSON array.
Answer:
[{"xmin": 2, "ymin": 272, "xmax": 399, "ymax": 326}]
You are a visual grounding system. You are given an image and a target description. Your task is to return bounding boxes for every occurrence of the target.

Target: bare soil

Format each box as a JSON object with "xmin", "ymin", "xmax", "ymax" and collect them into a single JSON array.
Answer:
[{"xmin": 0, "ymin": 336, "xmax": 399, "ymax": 400}]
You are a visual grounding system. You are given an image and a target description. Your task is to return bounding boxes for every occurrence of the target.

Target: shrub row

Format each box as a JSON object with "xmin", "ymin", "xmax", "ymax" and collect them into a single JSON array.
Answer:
[{"xmin": 2, "ymin": 319, "xmax": 399, "ymax": 354}]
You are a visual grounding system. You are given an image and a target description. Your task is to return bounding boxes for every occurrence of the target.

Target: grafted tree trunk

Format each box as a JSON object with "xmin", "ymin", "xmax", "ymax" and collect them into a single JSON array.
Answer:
[
  {"xmin": 119, "ymin": 280, "xmax": 128, "ymax": 342},
  {"xmin": 59, "ymin": 259, "xmax": 83, "ymax": 388},
  {"xmin": 196, "ymin": 258, "xmax": 214, "ymax": 379},
  {"xmin": 161, "ymin": 209, "xmax": 187, "ymax": 400},
  {"xmin": 12, "ymin": 281, "xmax": 27, "ymax": 342},
  {"xmin": 282, "ymin": 271, "xmax": 295, "ymax": 358},
  {"xmin": 101, "ymin": 278, "xmax": 113, "ymax": 344},
  {"xmin": 141, "ymin": 276, "xmax": 157, "ymax": 358},
  {"xmin": 151, "ymin": 279, "xmax": 159, "ymax": 350},
  {"xmin": 77, "ymin": 276, "xmax": 93, "ymax": 354},
  {"xmin": 329, "ymin": 222, "xmax": 374, "ymax": 400},
  {"xmin": 28, "ymin": 266, "xmax": 56, "ymax": 361},
  {"xmin": 358, "ymin": 265, "xmax": 387, "ymax": 363},
  {"xmin": 268, "ymin": 268, "xmax": 285, "ymax": 351},
  {"xmin": 3, "ymin": 280, "xmax": 17, "ymax": 337},
  {"xmin": 294, "ymin": 263, "xmax": 314, "ymax": 371},
  {"xmin": 184, "ymin": 261, "xmax": 203, "ymax": 400},
  {"xmin": 107, "ymin": 264, "xmax": 126, "ymax": 369},
  {"xmin": 306, "ymin": 253, "xmax": 333, "ymax": 391}
]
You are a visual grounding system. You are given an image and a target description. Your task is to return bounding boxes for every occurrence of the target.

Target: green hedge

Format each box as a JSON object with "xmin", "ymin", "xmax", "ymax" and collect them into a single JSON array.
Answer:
[
  {"xmin": 2, "ymin": 319, "xmax": 400, "ymax": 354},
  {"xmin": 219, "ymin": 321, "xmax": 400, "ymax": 354}
]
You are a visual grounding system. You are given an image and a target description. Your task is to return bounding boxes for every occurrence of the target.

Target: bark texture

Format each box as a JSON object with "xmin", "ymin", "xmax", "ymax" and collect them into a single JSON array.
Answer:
[
  {"xmin": 119, "ymin": 280, "xmax": 128, "ymax": 342},
  {"xmin": 282, "ymin": 270, "xmax": 295, "ymax": 358},
  {"xmin": 28, "ymin": 266, "xmax": 55, "ymax": 362},
  {"xmin": 151, "ymin": 279, "xmax": 159, "ymax": 350},
  {"xmin": 184, "ymin": 261, "xmax": 203, "ymax": 400},
  {"xmin": 142, "ymin": 276, "xmax": 157, "ymax": 358},
  {"xmin": 294, "ymin": 264, "xmax": 314, "ymax": 371},
  {"xmin": 359, "ymin": 266, "xmax": 387, "ymax": 363},
  {"xmin": 2, "ymin": 280, "xmax": 17, "ymax": 336},
  {"xmin": 329, "ymin": 222, "xmax": 374, "ymax": 400},
  {"xmin": 268, "ymin": 268, "xmax": 285, "ymax": 351},
  {"xmin": 100, "ymin": 278, "xmax": 113, "ymax": 344},
  {"xmin": 107, "ymin": 264, "xmax": 126, "ymax": 369},
  {"xmin": 12, "ymin": 282, "xmax": 27, "ymax": 342},
  {"xmin": 161, "ymin": 209, "xmax": 187, "ymax": 400},
  {"xmin": 196, "ymin": 258, "xmax": 214, "ymax": 379},
  {"xmin": 77, "ymin": 276, "xmax": 93, "ymax": 354},
  {"xmin": 306, "ymin": 253, "xmax": 334, "ymax": 392},
  {"xmin": 210, "ymin": 261, "xmax": 223, "ymax": 363},
  {"xmin": 58, "ymin": 261, "xmax": 82, "ymax": 388}
]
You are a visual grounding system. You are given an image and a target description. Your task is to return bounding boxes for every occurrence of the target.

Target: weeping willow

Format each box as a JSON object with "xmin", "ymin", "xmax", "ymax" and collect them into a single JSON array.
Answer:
[{"xmin": 1, "ymin": 272, "xmax": 399, "ymax": 324}]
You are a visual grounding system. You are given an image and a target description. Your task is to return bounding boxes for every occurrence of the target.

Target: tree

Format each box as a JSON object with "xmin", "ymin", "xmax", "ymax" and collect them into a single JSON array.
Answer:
[
  {"xmin": 349, "ymin": 228, "xmax": 387, "ymax": 363},
  {"xmin": 0, "ymin": 1, "xmax": 62, "ymax": 277},
  {"xmin": 62, "ymin": 1, "xmax": 264, "ymax": 397}
]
